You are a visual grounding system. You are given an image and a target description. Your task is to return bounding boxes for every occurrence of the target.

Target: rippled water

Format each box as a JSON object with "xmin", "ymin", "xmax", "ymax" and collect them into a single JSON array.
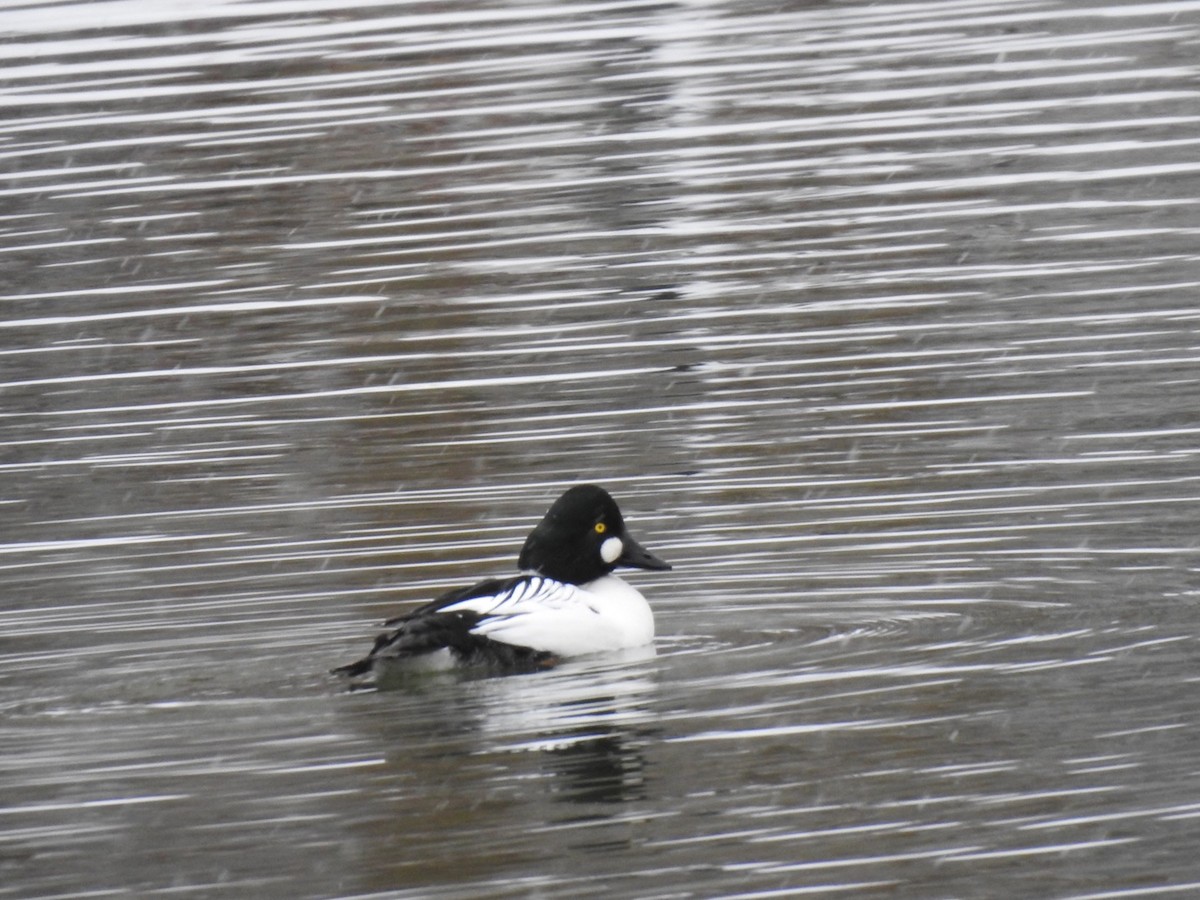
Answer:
[{"xmin": 5, "ymin": 0, "xmax": 1200, "ymax": 896}]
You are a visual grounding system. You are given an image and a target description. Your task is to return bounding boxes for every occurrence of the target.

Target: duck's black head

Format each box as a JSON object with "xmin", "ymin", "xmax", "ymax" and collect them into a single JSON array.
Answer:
[{"xmin": 517, "ymin": 484, "xmax": 671, "ymax": 585}]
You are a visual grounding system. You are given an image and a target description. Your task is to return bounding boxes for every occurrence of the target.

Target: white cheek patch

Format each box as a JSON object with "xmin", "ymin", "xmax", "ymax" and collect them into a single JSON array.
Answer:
[{"xmin": 600, "ymin": 536, "xmax": 624, "ymax": 564}]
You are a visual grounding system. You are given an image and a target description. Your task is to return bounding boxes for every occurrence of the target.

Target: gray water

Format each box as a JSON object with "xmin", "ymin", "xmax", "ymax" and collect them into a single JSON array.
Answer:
[{"xmin": 4, "ymin": 0, "xmax": 1200, "ymax": 896}]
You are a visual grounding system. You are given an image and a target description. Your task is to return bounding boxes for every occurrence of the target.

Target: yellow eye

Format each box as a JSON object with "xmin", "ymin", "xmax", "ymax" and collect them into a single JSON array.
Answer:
[{"xmin": 594, "ymin": 522, "xmax": 607, "ymax": 534}]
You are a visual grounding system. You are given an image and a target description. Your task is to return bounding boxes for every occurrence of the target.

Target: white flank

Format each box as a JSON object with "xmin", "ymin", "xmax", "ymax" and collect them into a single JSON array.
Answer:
[{"xmin": 440, "ymin": 574, "xmax": 654, "ymax": 657}]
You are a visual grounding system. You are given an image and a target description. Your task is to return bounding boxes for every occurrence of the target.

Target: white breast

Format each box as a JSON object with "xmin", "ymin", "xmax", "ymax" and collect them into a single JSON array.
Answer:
[{"xmin": 462, "ymin": 574, "xmax": 655, "ymax": 657}]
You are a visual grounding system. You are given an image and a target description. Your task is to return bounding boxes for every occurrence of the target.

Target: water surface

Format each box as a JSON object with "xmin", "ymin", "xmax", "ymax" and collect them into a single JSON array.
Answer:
[{"xmin": 4, "ymin": 0, "xmax": 1200, "ymax": 897}]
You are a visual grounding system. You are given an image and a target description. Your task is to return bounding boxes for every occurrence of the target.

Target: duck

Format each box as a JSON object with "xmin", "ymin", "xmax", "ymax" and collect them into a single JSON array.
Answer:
[{"xmin": 332, "ymin": 484, "xmax": 671, "ymax": 682}]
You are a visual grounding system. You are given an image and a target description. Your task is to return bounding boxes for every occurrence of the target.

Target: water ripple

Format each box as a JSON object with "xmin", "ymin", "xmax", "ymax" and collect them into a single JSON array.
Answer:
[{"xmin": 5, "ymin": 0, "xmax": 1200, "ymax": 897}]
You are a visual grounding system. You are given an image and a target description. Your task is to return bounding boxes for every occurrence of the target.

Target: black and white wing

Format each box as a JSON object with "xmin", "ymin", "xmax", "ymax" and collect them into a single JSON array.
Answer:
[{"xmin": 333, "ymin": 575, "xmax": 598, "ymax": 676}]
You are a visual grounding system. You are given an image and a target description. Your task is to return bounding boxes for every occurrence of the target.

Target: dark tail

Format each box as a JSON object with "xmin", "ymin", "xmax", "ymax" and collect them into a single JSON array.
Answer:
[
  {"xmin": 331, "ymin": 628, "xmax": 399, "ymax": 678},
  {"xmin": 330, "ymin": 656, "xmax": 373, "ymax": 678}
]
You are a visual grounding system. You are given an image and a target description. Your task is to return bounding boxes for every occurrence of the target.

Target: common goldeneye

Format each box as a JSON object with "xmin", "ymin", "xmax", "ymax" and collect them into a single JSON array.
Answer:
[{"xmin": 332, "ymin": 484, "xmax": 671, "ymax": 682}]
